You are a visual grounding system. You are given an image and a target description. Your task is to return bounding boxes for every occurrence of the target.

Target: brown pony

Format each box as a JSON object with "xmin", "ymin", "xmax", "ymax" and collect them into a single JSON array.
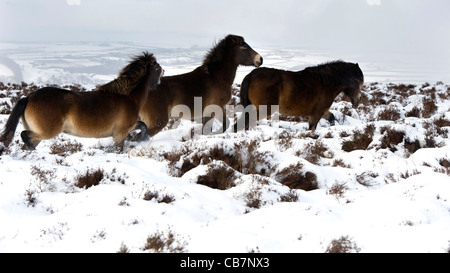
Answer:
[
  {"xmin": 136, "ymin": 34, "xmax": 263, "ymax": 139},
  {"xmin": 234, "ymin": 60, "xmax": 364, "ymax": 132},
  {"xmin": 0, "ymin": 52, "xmax": 162, "ymax": 152}
]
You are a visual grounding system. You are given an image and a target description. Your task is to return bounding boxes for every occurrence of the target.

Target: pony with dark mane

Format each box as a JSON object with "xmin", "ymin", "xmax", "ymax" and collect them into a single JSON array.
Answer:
[
  {"xmin": 136, "ymin": 34, "xmax": 263, "ymax": 139},
  {"xmin": 0, "ymin": 52, "xmax": 162, "ymax": 152},
  {"xmin": 234, "ymin": 60, "xmax": 364, "ymax": 132}
]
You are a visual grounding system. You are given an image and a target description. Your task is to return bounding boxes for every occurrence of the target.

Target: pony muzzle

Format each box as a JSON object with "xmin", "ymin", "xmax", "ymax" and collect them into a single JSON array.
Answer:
[
  {"xmin": 351, "ymin": 96, "xmax": 361, "ymax": 108},
  {"xmin": 158, "ymin": 69, "xmax": 164, "ymax": 85},
  {"xmin": 254, "ymin": 54, "xmax": 263, "ymax": 67},
  {"xmin": 153, "ymin": 68, "xmax": 164, "ymax": 87}
]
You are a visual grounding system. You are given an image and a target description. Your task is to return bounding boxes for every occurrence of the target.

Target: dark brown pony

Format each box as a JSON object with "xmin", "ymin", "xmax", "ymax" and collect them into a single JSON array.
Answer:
[
  {"xmin": 0, "ymin": 52, "xmax": 162, "ymax": 152},
  {"xmin": 137, "ymin": 34, "xmax": 263, "ymax": 139},
  {"xmin": 234, "ymin": 60, "xmax": 364, "ymax": 132}
]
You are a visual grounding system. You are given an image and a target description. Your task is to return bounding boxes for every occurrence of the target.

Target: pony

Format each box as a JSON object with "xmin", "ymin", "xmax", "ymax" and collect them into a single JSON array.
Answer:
[
  {"xmin": 0, "ymin": 52, "xmax": 162, "ymax": 152},
  {"xmin": 234, "ymin": 60, "xmax": 364, "ymax": 132},
  {"xmin": 136, "ymin": 34, "xmax": 263, "ymax": 139}
]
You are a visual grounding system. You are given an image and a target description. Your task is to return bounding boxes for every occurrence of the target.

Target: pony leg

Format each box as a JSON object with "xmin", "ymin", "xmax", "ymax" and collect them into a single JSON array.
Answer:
[
  {"xmin": 233, "ymin": 104, "xmax": 259, "ymax": 132},
  {"xmin": 114, "ymin": 142, "xmax": 124, "ymax": 153},
  {"xmin": 112, "ymin": 136, "xmax": 126, "ymax": 153},
  {"xmin": 308, "ymin": 115, "xmax": 322, "ymax": 133},
  {"xmin": 211, "ymin": 109, "xmax": 230, "ymax": 134},
  {"xmin": 147, "ymin": 121, "xmax": 168, "ymax": 138},
  {"xmin": 20, "ymin": 130, "xmax": 41, "ymax": 150},
  {"xmin": 202, "ymin": 116, "xmax": 214, "ymax": 135},
  {"xmin": 143, "ymin": 112, "xmax": 169, "ymax": 138},
  {"xmin": 130, "ymin": 121, "xmax": 150, "ymax": 142},
  {"xmin": 322, "ymin": 110, "xmax": 336, "ymax": 126}
]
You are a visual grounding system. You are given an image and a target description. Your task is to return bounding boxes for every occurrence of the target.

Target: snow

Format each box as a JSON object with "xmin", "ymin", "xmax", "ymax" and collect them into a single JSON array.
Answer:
[{"xmin": 0, "ymin": 42, "xmax": 450, "ymax": 253}]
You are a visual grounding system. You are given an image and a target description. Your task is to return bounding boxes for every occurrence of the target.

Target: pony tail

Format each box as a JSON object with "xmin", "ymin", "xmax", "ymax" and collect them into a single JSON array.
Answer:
[{"xmin": 0, "ymin": 97, "xmax": 28, "ymax": 147}]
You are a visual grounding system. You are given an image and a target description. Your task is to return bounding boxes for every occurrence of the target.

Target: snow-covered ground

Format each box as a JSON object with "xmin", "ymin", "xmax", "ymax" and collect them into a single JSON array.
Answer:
[{"xmin": 0, "ymin": 42, "xmax": 449, "ymax": 253}]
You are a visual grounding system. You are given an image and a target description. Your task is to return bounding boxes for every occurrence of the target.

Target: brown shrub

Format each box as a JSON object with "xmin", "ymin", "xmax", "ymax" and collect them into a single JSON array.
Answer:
[
  {"xmin": 0, "ymin": 101, "xmax": 11, "ymax": 114},
  {"xmin": 358, "ymin": 93, "xmax": 370, "ymax": 106},
  {"xmin": 75, "ymin": 168, "xmax": 104, "ymax": 189},
  {"xmin": 279, "ymin": 190, "xmax": 300, "ymax": 202},
  {"xmin": 406, "ymin": 106, "xmax": 421, "ymax": 118},
  {"xmin": 422, "ymin": 97, "xmax": 437, "ymax": 118},
  {"xmin": 425, "ymin": 136, "xmax": 437, "ymax": 148},
  {"xmin": 387, "ymin": 83, "xmax": 416, "ymax": 96},
  {"xmin": 341, "ymin": 124, "xmax": 375, "ymax": 152},
  {"xmin": 325, "ymin": 235, "xmax": 361, "ymax": 253},
  {"xmin": 433, "ymin": 115, "xmax": 450, "ymax": 128},
  {"xmin": 377, "ymin": 106, "xmax": 401, "ymax": 121},
  {"xmin": 276, "ymin": 131, "xmax": 294, "ymax": 151},
  {"xmin": 327, "ymin": 182, "xmax": 349, "ymax": 199},
  {"xmin": 439, "ymin": 158, "xmax": 450, "ymax": 169},
  {"xmin": 380, "ymin": 127, "xmax": 405, "ymax": 152},
  {"xmin": 165, "ymin": 140, "xmax": 273, "ymax": 178},
  {"xmin": 25, "ymin": 189, "xmax": 38, "ymax": 207},
  {"xmin": 30, "ymin": 165, "xmax": 56, "ymax": 192},
  {"xmin": 275, "ymin": 163, "xmax": 319, "ymax": 191},
  {"xmin": 370, "ymin": 90, "xmax": 387, "ymax": 105},
  {"xmin": 245, "ymin": 188, "xmax": 263, "ymax": 209},
  {"xmin": 142, "ymin": 228, "xmax": 187, "ymax": 253},
  {"xmin": 62, "ymin": 84, "xmax": 87, "ymax": 93},
  {"xmin": 49, "ymin": 140, "xmax": 83, "ymax": 156},
  {"xmin": 438, "ymin": 158, "xmax": 450, "ymax": 176},
  {"xmin": 143, "ymin": 190, "xmax": 176, "ymax": 204},
  {"xmin": 300, "ymin": 140, "xmax": 331, "ymax": 164},
  {"xmin": 339, "ymin": 131, "xmax": 351, "ymax": 138},
  {"xmin": 332, "ymin": 158, "xmax": 351, "ymax": 168},
  {"xmin": 117, "ymin": 243, "xmax": 130, "ymax": 253},
  {"xmin": 196, "ymin": 163, "xmax": 237, "ymax": 190},
  {"xmin": 400, "ymin": 169, "xmax": 421, "ymax": 179},
  {"xmin": 404, "ymin": 138, "xmax": 421, "ymax": 155},
  {"xmin": 424, "ymin": 119, "xmax": 448, "ymax": 140}
]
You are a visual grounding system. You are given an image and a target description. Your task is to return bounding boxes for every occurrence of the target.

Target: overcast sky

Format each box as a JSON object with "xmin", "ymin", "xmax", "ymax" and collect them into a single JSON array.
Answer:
[{"xmin": 1, "ymin": 0, "xmax": 449, "ymax": 57}]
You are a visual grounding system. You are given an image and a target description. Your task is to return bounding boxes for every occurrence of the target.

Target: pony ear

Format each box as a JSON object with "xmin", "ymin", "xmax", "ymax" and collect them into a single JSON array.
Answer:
[
  {"xmin": 228, "ymin": 35, "xmax": 243, "ymax": 44},
  {"xmin": 356, "ymin": 63, "xmax": 359, "ymax": 68}
]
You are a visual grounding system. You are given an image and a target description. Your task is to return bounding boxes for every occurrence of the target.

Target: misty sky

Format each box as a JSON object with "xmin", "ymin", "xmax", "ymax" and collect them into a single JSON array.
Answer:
[{"xmin": 1, "ymin": 0, "xmax": 449, "ymax": 61}]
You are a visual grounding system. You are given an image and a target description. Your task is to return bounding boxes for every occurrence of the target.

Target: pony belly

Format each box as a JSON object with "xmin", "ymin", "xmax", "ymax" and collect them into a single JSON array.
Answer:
[
  {"xmin": 279, "ymin": 106, "xmax": 310, "ymax": 117},
  {"xmin": 278, "ymin": 99, "xmax": 311, "ymax": 117},
  {"xmin": 62, "ymin": 118, "xmax": 114, "ymax": 139},
  {"xmin": 63, "ymin": 128, "xmax": 113, "ymax": 139}
]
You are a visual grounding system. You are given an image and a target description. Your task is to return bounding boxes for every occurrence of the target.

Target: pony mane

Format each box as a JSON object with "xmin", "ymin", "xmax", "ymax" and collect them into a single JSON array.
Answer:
[
  {"xmin": 203, "ymin": 35, "xmax": 243, "ymax": 66},
  {"xmin": 97, "ymin": 52, "xmax": 156, "ymax": 95},
  {"xmin": 305, "ymin": 60, "xmax": 362, "ymax": 88}
]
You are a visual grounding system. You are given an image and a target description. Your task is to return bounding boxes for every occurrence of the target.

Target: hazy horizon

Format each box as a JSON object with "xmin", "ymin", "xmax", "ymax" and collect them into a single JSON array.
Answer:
[{"xmin": 1, "ymin": 0, "xmax": 449, "ymax": 83}]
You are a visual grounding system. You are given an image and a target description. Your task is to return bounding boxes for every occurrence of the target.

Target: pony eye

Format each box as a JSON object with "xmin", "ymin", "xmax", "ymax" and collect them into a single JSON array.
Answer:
[{"xmin": 240, "ymin": 43, "xmax": 249, "ymax": 49}]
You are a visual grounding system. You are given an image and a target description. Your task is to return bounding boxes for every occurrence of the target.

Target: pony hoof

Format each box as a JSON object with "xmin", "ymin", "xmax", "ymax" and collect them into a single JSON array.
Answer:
[
  {"xmin": 135, "ymin": 132, "xmax": 150, "ymax": 142},
  {"xmin": 21, "ymin": 144, "xmax": 35, "ymax": 151},
  {"xmin": 113, "ymin": 146, "xmax": 124, "ymax": 154},
  {"xmin": 127, "ymin": 132, "xmax": 149, "ymax": 142}
]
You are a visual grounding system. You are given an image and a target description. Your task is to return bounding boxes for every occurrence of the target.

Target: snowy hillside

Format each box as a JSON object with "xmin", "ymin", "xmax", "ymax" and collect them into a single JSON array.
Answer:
[{"xmin": 0, "ymin": 43, "xmax": 450, "ymax": 253}]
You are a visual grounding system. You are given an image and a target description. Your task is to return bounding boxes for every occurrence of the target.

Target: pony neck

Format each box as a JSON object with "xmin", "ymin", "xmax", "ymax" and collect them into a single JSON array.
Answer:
[
  {"xmin": 129, "ymin": 72, "xmax": 152, "ymax": 110},
  {"xmin": 203, "ymin": 44, "xmax": 240, "ymax": 85},
  {"xmin": 206, "ymin": 56, "xmax": 239, "ymax": 85},
  {"xmin": 304, "ymin": 62, "xmax": 354, "ymax": 98}
]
